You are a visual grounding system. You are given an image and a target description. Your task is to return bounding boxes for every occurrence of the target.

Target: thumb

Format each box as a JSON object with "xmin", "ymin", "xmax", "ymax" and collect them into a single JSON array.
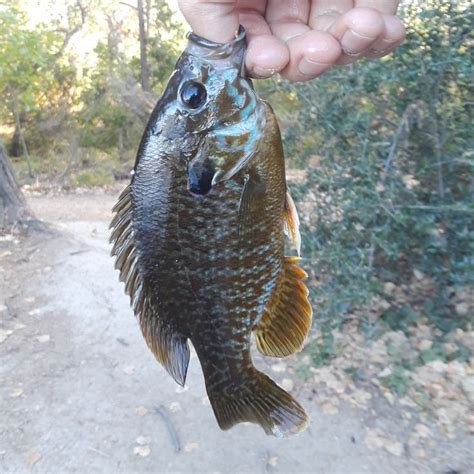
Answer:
[{"xmin": 178, "ymin": 0, "xmax": 240, "ymax": 43}]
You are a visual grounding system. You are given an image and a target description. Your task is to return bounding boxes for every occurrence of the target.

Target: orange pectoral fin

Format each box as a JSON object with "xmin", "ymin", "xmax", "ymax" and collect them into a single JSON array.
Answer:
[{"xmin": 253, "ymin": 257, "xmax": 312, "ymax": 358}]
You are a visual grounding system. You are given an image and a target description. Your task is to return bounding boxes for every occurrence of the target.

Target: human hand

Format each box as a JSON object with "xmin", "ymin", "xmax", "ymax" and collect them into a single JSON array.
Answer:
[{"xmin": 178, "ymin": 0, "xmax": 405, "ymax": 81}]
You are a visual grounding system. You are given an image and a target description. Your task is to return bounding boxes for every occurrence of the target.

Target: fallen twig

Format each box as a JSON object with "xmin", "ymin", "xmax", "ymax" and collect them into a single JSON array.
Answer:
[{"xmin": 154, "ymin": 405, "xmax": 181, "ymax": 453}]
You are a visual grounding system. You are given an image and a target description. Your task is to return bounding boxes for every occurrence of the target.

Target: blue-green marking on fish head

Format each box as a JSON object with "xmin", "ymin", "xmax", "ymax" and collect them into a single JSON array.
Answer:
[{"xmin": 134, "ymin": 26, "xmax": 266, "ymax": 196}]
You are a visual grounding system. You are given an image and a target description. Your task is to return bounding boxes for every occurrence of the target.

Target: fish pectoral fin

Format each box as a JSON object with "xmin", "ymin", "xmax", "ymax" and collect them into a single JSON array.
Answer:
[
  {"xmin": 110, "ymin": 185, "xmax": 190, "ymax": 386},
  {"xmin": 283, "ymin": 190, "xmax": 301, "ymax": 256},
  {"xmin": 253, "ymin": 256, "xmax": 312, "ymax": 358},
  {"xmin": 209, "ymin": 369, "xmax": 307, "ymax": 437},
  {"xmin": 238, "ymin": 173, "xmax": 265, "ymax": 236}
]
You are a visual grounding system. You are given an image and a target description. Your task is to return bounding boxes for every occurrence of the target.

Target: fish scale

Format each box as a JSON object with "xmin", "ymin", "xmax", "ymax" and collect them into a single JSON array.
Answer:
[{"xmin": 110, "ymin": 27, "xmax": 312, "ymax": 437}]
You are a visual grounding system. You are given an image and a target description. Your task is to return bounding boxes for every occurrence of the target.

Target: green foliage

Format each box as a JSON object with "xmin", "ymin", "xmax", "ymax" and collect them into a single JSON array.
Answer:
[
  {"xmin": 0, "ymin": 3, "xmax": 80, "ymax": 123},
  {"xmin": 0, "ymin": 0, "xmax": 183, "ymax": 178},
  {"xmin": 260, "ymin": 0, "xmax": 473, "ymax": 336},
  {"xmin": 380, "ymin": 365, "xmax": 410, "ymax": 396}
]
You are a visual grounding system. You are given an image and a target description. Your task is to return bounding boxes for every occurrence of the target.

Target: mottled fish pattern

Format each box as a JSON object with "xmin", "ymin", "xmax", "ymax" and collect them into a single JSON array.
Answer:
[{"xmin": 110, "ymin": 27, "xmax": 312, "ymax": 437}]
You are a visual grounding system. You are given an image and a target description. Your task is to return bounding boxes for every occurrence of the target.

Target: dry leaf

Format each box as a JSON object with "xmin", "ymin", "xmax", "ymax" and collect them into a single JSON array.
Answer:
[
  {"xmin": 417, "ymin": 339, "xmax": 433, "ymax": 351},
  {"xmin": 281, "ymin": 378, "xmax": 294, "ymax": 391},
  {"xmin": 384, "ymin": 441, "xmax": 404, "ymax": 457},
  {"xmin": 136, "ymin": 436, "xmax": 151, "ymax": 445},
  {"xmin": 0, "ymin": 329, "xmax": 13, "ymax": 344},
  {"xmin": 135, "ymin": 406, "xmax": 148, "ymax": 416},
  {"xmin": 415, "ymin": 448, "xmax": 426, "ymax": 459},
  {"xmin": 133, "ymin": 445, "xmax": 150, "ymax": 457},
  {"xmin": 271, "ymin": 363, "xmax": 286, "ymax": 373},
  {"xmin": 10, "ymin": 388, "xmax": 23, "ymax": 398},
  {"xmin": 322, "ymin": 403, "xmax": 339, "ymax": 415},
  {"xmin": 455, "ymin": 303, "xmax": 469, "ymax": 316},
  {"xmin": 122, "ymin": 365, "xmax": 135, "ymax": 375},
  {"xmin": 415, "ymin": 424, "xmax": 431, "ymax": 438},
  {"xmin": 383, "ymin": 282, "xmax": 396, "ymax": 295},
  {"xmin": 413, "ymin": 269, "xmax": 424, "ymax": 280},
  {"xmin": 364, "ymin": 428, "xmax": 384, "ymax": 450},
  {"xmin": 35, "ymin": 334, "xmax": 50, "ymax": 343},
  {"xmin": 169, "ymin": 402, "xmax": 181, "ymax": 412},
  {"xmin": 268, "ymin": 456, "xmax": 278, "ymax": 466},
  {"xmin": 184, "ymin": 442, "xmax": 199, "ymax": 453},
  {"xmin": 26, "ymin": 451, "xmax": 42, "ymax": 465}
]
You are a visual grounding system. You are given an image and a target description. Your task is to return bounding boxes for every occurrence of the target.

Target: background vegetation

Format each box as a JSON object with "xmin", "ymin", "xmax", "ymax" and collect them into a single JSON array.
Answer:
[{"xmin": 1, "ymin": 0, "xmax": 472, "ymax": 374}]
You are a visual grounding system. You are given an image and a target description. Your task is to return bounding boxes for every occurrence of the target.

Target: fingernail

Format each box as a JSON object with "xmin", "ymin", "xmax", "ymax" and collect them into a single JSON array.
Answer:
[
  {"xmin": 341, "ymin": 29, "xmax": 375, "ymax": 55},
  {"xmin": 298, "ymin": 58, "xmax": 326, "ymax": 76},
  {"xmin": 252, "ymin": 67, "xmax": 276, "ymax": 79}
]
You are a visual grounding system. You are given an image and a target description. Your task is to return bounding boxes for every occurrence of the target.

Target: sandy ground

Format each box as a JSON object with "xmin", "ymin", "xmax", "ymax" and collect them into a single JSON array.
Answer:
[{"xmin": 0, "ymin": 191, "xmax": 472, "ymax": 473}]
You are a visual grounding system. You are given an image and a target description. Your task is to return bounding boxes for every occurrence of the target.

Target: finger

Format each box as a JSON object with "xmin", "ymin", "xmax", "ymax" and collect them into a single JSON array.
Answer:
[
  {"xmin": 279, "ymin": 29, "xmax": 341, "ymax": 81},
  {"xmin": 354, "ymin": 0, "xmax": 400, "ymax": 14},
  {"xmin": 365, "ymin": 14, "xmax": 405, "ymax": 58},
  {"xmin": 265, "ymin": 0, "xmax": 311, "ymax": 41},
  {"xmin": 241, "ymin": 12, "xmax": 290, "ymax": 77},
  {"xmin": 246, "ymin": 34, "xmax": 290, "ymax": 78},
  {"xmin": 328, "ymin": 7, "xmax": 385, "ymax": 64},
  {"xmin": 178, "ymin": 0, "xmax": 239, "ymax": 43},
  {"xmin": 309, "ymin": 0, "xmax": 352, "ymax": 31}
]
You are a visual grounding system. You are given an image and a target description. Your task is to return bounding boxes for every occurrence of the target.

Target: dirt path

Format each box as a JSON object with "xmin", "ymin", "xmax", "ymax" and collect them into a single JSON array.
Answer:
[{"xmin": 0, "ymin": 192, "xmax": 471, "ymax": 473}]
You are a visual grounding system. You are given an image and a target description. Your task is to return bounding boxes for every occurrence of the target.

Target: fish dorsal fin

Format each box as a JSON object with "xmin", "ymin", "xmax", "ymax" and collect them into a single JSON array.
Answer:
[
  {"xmin": 283, "ymin": 190, "xmax": 301, "ymax": 256},
  {"xmin": 110, "ymin": 185, "xmax": 190, "ymax": 386},
  {"xmin": 253, "ymin": 256, "xmax": 312, "ymax": 358}
]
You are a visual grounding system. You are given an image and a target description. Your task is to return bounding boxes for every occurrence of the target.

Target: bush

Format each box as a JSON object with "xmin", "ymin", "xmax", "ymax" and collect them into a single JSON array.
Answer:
[{"xmin": 260, "ymin": 0, "xmax": 473, "ymax": 338}]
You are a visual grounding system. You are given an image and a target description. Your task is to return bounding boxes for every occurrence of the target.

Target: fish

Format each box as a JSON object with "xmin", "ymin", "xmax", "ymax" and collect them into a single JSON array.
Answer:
[{"xmin": 110, "ymin": 26, "xmax": 312, "ymax": 437}]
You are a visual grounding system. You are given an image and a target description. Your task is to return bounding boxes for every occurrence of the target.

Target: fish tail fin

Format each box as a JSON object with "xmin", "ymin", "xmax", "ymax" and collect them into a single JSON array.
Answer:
[{"xmin": 209, "ymin": 369, "xmax": 308, "ymax": 437}]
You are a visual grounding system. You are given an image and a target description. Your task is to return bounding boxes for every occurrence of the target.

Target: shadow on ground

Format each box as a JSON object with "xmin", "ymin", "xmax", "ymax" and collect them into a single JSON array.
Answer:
[{"xmin": 0, "ymin": 192, "xmax": 471, "ymax": 473}]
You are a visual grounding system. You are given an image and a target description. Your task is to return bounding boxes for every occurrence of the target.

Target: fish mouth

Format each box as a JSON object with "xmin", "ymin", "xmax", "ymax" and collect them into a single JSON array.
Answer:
[{"xmin": 186, "ymin": 26, "xmax": 247, "ymax": 76}]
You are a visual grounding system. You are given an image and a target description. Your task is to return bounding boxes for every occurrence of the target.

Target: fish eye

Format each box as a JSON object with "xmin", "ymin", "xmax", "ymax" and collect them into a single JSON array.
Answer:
[{"xmin": 180, "ymin": 81, "xmax": 207, "ymax": 109}]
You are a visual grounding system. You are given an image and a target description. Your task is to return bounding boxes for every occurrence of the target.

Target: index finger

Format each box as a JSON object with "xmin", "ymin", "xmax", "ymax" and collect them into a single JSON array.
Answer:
[{"xmin": 178, "ymin": 0, "xmax": 240, "ymax": 43}]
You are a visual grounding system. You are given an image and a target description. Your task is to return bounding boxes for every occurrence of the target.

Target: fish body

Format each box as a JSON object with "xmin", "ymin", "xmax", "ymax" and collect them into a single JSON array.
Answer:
[{"xmin": 110, "ymin": 27, "xmax": 312, "ymax": 437}]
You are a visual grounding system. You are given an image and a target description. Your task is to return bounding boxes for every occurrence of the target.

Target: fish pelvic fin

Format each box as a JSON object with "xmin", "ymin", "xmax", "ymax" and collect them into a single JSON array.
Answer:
[
  {"xmin": 110, "ymin": 185, "xmax": 190, "ymax": 386},
  {"xmin": 140, "ymin": 315, "xmax": 190, "ymax": 387},
  {"xmin": 209, "ymin": 369, "xmax": 308, "ymax": 437},
  {"xmin": 253, "ymin": 256, "xmax": 312, "ymax": 358},
  {"xmin": 283, "ymin": 190, "xmax": 301, "ymax": 256}
]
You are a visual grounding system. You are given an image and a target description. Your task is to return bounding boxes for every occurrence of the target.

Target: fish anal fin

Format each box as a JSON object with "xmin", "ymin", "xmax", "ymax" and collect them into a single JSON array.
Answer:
[
  {"xmin": 110, "ymin": 184, "xmax": 189, "ymax": 386},
  {"xmin": 253, "ymin": 256, "xmax": 312, "ymax": 358},
  {"xmin": 283, "ymin": 190, "xmax": 301, "ymax": 255},
  {"xmin": 209, "ymin": 369, "xmax": 307, "ymax": 437}
]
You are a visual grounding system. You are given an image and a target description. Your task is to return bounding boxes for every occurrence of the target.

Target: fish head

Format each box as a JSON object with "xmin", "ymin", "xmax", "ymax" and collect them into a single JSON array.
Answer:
[{"xmin": 141, "ymin": 26, "xmax": 266, "ymax": 196}]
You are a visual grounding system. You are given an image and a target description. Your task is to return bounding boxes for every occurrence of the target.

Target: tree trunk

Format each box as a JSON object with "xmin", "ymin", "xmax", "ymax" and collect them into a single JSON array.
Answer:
[
  {"xmin": 12, "ymin": 94, "xmax": 34, "ymax": 178},
  {"xmin": 9, "ymin": 121, "xmax": 22, "ymax": 157},
  {"xmin": 137, "ymin": 0, "xmax": 150, "ymax": 92},
  {"xmin": 0, "ymin": 141, "xmax": 27, "ymax": 230}
]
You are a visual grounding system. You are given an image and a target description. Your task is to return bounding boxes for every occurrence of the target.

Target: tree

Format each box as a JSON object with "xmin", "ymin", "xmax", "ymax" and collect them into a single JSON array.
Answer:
[
  {"xmin": 0, "ymin": 3, "xmax": 83, "ymax": 174},
  {"xmin": 137, "ymin": 0, "xmax": 151, "ymax": 92},
  {"xmin": 0, "ymin": 141, "xmax": 27, "ymax": 230}
]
